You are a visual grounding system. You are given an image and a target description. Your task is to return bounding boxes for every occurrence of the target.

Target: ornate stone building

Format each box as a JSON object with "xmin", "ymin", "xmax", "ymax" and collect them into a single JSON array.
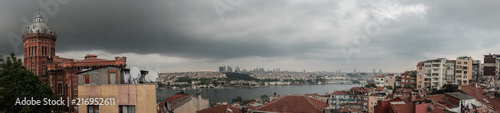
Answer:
[{"xmin": 23, "ymin": 14, "xmax": 127, "ymax": 112}]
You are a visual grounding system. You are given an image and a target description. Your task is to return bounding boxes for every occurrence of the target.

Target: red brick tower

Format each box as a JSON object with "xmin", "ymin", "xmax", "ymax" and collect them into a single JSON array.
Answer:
[{"xmin": 22, "ymin": 14, "xmax": 57, "ymax": 78}]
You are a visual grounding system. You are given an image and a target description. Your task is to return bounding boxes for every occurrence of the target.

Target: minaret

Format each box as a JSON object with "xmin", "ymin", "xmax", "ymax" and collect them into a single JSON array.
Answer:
[{"xmin": 22, "ymin": 14, "xmax": 57, "ymax": 76}]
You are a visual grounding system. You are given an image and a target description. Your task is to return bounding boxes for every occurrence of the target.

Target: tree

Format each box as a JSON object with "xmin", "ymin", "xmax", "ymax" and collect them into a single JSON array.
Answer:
[
  {"xmin": 365, "ymin": 83, "xmax": 377, "ymax": 88},
  {"xmin": 404, "ymin": 85, "xmax": 414, "ymax": 89},
  {"xmin": 385, "ymin": 86, "xmax": 393, "ymax": 90},
  {"xmin": 0, "ymin": 53, "xmax": 54, "ymax": 113},
  {"xmin": 231, "ymin": 96, "xmax": 242, "ymax": 103},
  {"xmin": 260, "ymin": 95, "xmax": 268, "ymax": 101}
]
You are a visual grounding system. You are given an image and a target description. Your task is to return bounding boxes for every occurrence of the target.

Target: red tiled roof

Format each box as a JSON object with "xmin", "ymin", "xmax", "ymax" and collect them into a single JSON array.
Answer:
[
  {"xmin": 396, "ymin": 88, "xmax": 403, "ymax": 92},
  {"xmin": 417, "ymin": 62, "xmax": 424, "ymax": 66},
  {"xmin": 375, "ymin": 87, "xmax": 385, "ymax": 91},
  {"xmin": 350, "ymin": 87, "xmax": 370, "ymax": 93},
  {"xmin": 350, "ymin": 87, "xmax": 362, "ymax": 91},
  {"xmin": 338, "ymin": 108, "xmax": 349, "ymax": 112},
  {"xmin": 256, "ymin": 95, "xmax": 326, "ymax": 113},
  {"xmin": 396, "ymin": 88, "xmax": 412, "ymax": 93},
  {"xmin": 166, "ymin": 92, "xmax": 190, "ymax": 103},
  {"xmin": 391, "ymin": 103, "xmax": 414, "ymax": 113},
  {"xmin": 375, "ymin": 75, "xmax": 385, "ymax": 78},
  {"xmin": 461, "ymin": 85, "xmax": 500, "ymax": 113},
  {"xmin": 307, "ymin": 97, "xmax": 328, "ymax": 110},
  {"xmin": 196, "ymin": 105, "xmax": 242, "ymax": 113},
  {"xmin": 426, "ymin": 94, "xmax": 454, "ymax": 108},
  {"xmin": 332, "ymin": 91, "xmax": 350, "ymax": 95}
]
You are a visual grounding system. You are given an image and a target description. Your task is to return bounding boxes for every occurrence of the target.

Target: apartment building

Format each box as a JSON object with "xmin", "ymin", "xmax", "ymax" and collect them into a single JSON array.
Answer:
[
  {"xmin": 384, "ymin": 74, "xmax": 395, "ymax": 88},
  {"xmin": 454, "ymin": 56, "xmax": 474, "ymax": 85},
  {"xmin": 375, "ymin": 75, "xmax": 385, "ymax": 87},
  {"xmin": 416, "ymin": 56, "xmax": 479, "ymax": 90},
  {"xmin": 483, "ymin": 54, "xmax": 500, "ymax": 81},
  {"xmin": 420, "ymin": 58, "xmax": 447, "ymax": 90},
  {"xmin": 416, "ymin": 62, "xmax": 425, "ymax": 89}
]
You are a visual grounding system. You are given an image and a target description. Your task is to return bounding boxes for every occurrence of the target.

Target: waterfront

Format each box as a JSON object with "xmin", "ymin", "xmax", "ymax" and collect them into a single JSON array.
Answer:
[{"xmin": 156, "ymin": 84, "xmax": 361, "ymax": 103}]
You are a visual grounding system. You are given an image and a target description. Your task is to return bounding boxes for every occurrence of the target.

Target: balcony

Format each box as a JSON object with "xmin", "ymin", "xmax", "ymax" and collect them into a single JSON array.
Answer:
[{"xmin": 432, "ymin": 62, "xmax": 441, "ymax": 65}]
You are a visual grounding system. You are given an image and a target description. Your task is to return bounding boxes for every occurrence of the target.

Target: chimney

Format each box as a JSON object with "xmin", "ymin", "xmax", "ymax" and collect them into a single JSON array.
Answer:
[{"xmin": 197, "ymin": 92, "xmax": 202, "ymax": 111}]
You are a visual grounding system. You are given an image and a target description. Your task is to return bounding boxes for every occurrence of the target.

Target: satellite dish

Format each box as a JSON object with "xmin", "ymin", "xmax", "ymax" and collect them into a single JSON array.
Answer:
[
  {"xmin": 130, "ymin": 66, "xmax": 140, "ymax": 79},
  {"xmin": 145, "ymin": 73, "xmax": 152, "ymax": 82},
  {"xmin": 149, "ymin": 71, "xmax": 158, "ymax": 82}
]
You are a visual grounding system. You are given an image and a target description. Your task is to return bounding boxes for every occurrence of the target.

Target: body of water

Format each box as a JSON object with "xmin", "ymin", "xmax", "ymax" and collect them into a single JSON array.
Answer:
[{"xmin": 156, "ymin": 84, "xmax": 361, "ymax": 103}]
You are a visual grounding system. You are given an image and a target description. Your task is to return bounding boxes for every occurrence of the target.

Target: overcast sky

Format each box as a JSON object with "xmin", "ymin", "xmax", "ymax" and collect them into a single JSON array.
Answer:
[{"xmin": 1, "ymin": 0, "xmax": 500, "ymax": 73}]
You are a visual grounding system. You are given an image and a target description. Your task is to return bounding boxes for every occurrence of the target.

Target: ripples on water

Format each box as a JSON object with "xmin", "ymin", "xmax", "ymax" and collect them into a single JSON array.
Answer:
[{"xmin": 156, "ymin": 84, "xmax": 361, "ymax": 103}]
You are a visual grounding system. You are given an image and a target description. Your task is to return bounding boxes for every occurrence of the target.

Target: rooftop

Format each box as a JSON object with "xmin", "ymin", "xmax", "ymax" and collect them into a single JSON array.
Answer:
[
  {"xmin": 332, "ymin": 91, "xmax": 350, "ymax": 95},
  {"xmin": 391, "ymin": 103, "xmax": 414, "ymax": 113},
  {"xmin": 461, "ymin": 85, "xmax": 500, "ymax": 113},
  {"xmin": 444, "ymin": 92, "xmax": 475, "ymax": 100},
  {"xmin": 256, "ymin": 95, "xmax": 327, "ymax": 113},
  {"xmin": 196, "ymin": 105, "xmax": 242, "ymax": 113},
  {"xmin": 166, "ymin": 92, "xmax": 191, "ymax": 103}
]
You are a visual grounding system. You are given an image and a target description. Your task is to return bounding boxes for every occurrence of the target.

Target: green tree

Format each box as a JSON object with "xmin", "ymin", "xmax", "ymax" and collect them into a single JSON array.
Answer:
[
  {"xmin": 231, "ymin": 96, "xmax": 242, "ymax": 103},
  {"xmin": 242, "ymin": 99, "xmax": 255, "ymax": 105},
  {"xmin": 0, "ymin": 53, "xmax": 54, "ymax": 113},
  {"xmin": 365, "ymin": 83, "xmax": 377, "ymax": 88},
  {"xmin": 404, "ymin": 85, "xmax": 414, "ymax": 89},
  {"xmin": 385, "ymin": 86, "xmax": 393, "ymax": 90},
  {"xmin": 260, "ymin": 95, "xmax": 268, "ymax": 101}
]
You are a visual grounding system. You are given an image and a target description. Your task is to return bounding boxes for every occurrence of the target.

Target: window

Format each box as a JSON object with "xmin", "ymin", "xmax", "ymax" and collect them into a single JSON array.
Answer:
[
  {"xmin": 464, "ymin": 62, "xmax": 467, "ymax": 64},
  {"xmin": 108, "ymin": 70, "xmax": 118, "ymax": 85},
  {"xmin": 84, "ymin": 75, "xmax": 91, "ymax": 84},
  {"xmin": 88, "ymin": 105, "xmax": 99, "ymax": 113},
  {"xmin": 457, "ymin": 61, "xmax": 461, "ymax": 64},
  {"xmin": 58, "ymin": 83, "xmax": 62, "ymax": 95},
  {"xmin": 119, "ymin": 105, "xmax": 135, "ymax": 113}
]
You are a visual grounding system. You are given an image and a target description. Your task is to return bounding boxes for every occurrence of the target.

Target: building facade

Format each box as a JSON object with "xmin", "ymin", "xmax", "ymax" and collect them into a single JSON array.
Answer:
[
  {"xmin": 483, "ymin": 54, "xmax": 500, "ymax": 81},
  {"xmin": 417, "ymin": 56, "xmax": 479, "ymax": 90},
  {"xmin": 76, "ymin": 67, "xmax": 157, "ymax": 113},
  {"xmin": 384, "ymin": 74, "xmax": 395, "ymax": 88},
  {"xmin": 454, "ymin": 56, "xmax": 473, "ymax": 85},
  {"xmin": 22, "ymin": 14, "xmax": 127, "ymax": 112},
  {"xmin": 330, "ymin": 91, "xmax": 357, "ymax": 110},
  {"xmin": 375, "ymin": 75, "xmax": 385, "ymax": 87},
  {"xmin": 416, "ymin": 62, "xmax": 425, "ymax": 90}
]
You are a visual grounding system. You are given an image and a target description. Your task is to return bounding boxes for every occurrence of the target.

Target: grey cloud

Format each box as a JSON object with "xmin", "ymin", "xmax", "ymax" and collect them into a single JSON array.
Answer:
[{"xmin": 1, "ymin": 0, "xmax": 500, "ymax": 72}]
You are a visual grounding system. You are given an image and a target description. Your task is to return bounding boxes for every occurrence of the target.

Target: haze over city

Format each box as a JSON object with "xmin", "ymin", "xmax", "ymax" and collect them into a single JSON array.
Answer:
[{"xmin": 1, "ymin": 0, "xmax": 500, "ymax": 73}]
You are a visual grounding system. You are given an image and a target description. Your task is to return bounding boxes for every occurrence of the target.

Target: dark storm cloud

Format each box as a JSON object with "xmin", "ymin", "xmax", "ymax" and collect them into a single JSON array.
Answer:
[
  {"xmin": 1, "ymin": 0, "xmax": 500, "ymax": 72},
  {"xmin": 0, "ymin": 0, "xmax": 337, "ymax": 60}
]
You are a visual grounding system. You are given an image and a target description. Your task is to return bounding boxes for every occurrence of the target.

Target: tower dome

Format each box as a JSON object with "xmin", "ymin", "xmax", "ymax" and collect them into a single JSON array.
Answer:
[{"xmin": 27, "ymin": 14, "xmax": 52, "ymax": 34}]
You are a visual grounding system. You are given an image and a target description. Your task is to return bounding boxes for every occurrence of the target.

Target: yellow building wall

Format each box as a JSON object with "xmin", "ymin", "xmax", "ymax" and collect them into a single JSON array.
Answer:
[
  {"xmin": 78, "ymin": 84, "xmax": 156, "ymax": 113},
  {"xmin": 136, "ymin": 84, "xmax": 157, "ymax": 113}
]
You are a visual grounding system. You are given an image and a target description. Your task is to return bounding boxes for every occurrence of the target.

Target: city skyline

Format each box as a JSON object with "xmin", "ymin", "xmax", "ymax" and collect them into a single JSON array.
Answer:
[{"xmin": 1, "ymin": 0, "xmax": 500, "ymax": 73}]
